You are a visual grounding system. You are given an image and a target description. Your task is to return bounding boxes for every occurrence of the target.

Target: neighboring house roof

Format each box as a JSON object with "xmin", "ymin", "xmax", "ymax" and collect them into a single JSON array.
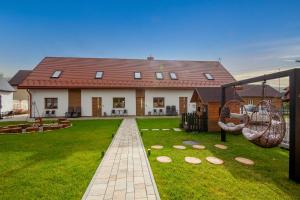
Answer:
[
  {"xmin": 9, "ymin": 70, "xmax": 32, "ymax": 86},
  {"xmin": 0, "ymin": 77, "xmax": 15, "ymax": 92},
  {"xmin": 18, "ymin": 57, "xmax": 236, "ymax": 89},
  {"xmin": 191, "ymin": 87, "xmax": 241, "ymax": 104},
  {"xmin": 237, "ymin": 84, "xmax": 281, "ymax": 98}
]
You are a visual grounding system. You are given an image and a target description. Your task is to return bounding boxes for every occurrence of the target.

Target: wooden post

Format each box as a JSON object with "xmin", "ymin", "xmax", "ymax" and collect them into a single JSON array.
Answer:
[
  {"xmin": 221, "ymin": 86, "xmax": 226, "ymax": 142},
  {"xmin": 289, "ymin": 69, "xmax": 300, "ymax": 182}
]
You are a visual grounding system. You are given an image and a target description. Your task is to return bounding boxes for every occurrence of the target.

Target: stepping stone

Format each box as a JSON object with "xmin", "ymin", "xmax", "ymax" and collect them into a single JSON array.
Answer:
[
  {"xmin": 214, "ymin": 144, "xmax": 228, "ymax": 150},
  {"xmin": 206, "ymin": 156, "xmax": 224, "ymax": 165},
  {"xmin": 157, "ymin": 156, "xmax": 172, "ymax": 163},
  {"xmin": 235, "ymin": 157, "xmax": 254, "ymax": 165},
  {"xmin": 185, "ymin": 157, "xmax": 201, "ymax": 164},
  {"xmin": 162, "ymin": 129, "xmax": 170, "ymax": 131},
  {"xmin": 173, "ymin": 128, "xmax": 182, "ymax": 132},
  {"xmin": 141, "ymin": 129, "xmax": 149, "ymax": 131},
  {"xmin": 183, "ymin": 140, "xmax": 199, "ymax": 146},
  {"xmin": 192, "ymin": 144, "xmax": 206, "ymax": 150},
  {"xmin": 152, "ymin": 129, "xmax": 159, "ymax": 131},
  {"xmin": 151, "ymin": 145, "xmax": 163, "ymax": 149},
  {"xmin": 173, "ymin": 145, "xmax": 186, "ymax": 150}
]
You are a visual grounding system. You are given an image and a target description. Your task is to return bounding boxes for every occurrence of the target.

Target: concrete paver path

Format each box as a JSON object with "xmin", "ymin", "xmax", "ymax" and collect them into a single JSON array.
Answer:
[{"xmin": 82, "ymin": 118, "xmax": 160, "ymax": 200}]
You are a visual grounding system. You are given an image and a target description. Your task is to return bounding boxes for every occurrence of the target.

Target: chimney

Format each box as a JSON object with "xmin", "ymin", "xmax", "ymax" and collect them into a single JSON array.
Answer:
[{"xmin": 147, "ymin": 56, "xmax": 154, "ymax": 61}]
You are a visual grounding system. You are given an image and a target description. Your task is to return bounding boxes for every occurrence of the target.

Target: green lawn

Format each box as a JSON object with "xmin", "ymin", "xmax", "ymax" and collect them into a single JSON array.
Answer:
[
  {"xmin": 137, "ymin": 118, "xmax": 300, "ymax": 200},
  {"xmin": 136, "ymin": 117, "xmax": 180, "ymax": 129},
  {"xmin": 0, "ymin": 119, "xmax": 121, "ymax": 200}
]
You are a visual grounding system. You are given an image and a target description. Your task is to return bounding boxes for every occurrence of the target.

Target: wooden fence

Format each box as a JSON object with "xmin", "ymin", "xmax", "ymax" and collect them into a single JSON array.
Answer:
[{"xmin": 180, "ymin": 112, "xmax": 208, "ymax": 132}]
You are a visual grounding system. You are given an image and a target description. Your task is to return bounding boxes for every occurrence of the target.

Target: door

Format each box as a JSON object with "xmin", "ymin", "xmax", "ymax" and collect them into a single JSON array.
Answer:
[
  {"xmin": 92, "ymin": 97, "xmax": 102, "ymax": 117},
  {"xmin": 136, "ymin": 97, "xmax": 145, "ymax": 116},
  {"xmin": 179, "ymin": 97, "xmax": 188, "ymax": 114}
]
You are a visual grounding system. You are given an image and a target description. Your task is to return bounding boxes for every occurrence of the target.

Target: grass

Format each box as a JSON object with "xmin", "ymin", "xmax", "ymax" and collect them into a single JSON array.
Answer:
[
  {"xmin": 136, "ymin": 117, "xmax": 180, "ymax": 129},
  {"xmin": 137, "ymin": 118, "xmax": 300, "ymax": 200},
  {"xmin": 0, "ymin": 119, "xmax": 121, "ymax": 200}
]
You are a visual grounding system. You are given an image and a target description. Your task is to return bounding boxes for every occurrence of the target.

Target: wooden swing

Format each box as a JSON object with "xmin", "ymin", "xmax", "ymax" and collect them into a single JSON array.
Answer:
[
  {"xmin": 218, "ymin": 87, "xmax": 249, "ymax": 133},
  {"xmin": 242, "ymin": 81, "xmax": 286, "ymax": 148}
]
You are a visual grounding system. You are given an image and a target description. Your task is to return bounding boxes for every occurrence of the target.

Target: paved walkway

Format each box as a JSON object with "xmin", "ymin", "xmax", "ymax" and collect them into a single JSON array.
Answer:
[{"xmin": 82, "ymin": 118, "xmax": 160, "ymax": 200}]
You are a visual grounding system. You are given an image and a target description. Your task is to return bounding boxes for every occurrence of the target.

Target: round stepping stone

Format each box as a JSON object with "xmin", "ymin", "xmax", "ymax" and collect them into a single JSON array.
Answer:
[
  {"xmin": 157, "ymin": 156, "xmax": 172, "ymax": 163},
  {"xmin": 192, "ymin": 144, "xmax": 206, "ymax": 150},
  {"xmin": 214, "ymin": 144, "xmax": 228, "ymax": 150},
  {"xmin": 173, "ymin": 145, "xmax": 186, "ymax": 150},
  {"xmin": 151, "ymin": 145, "xmax": 163, "ymax": 149},
  {"xmin": 183, "ymin": 140, "xmax": 199, "ymax": 146},
  {"xmin": 235, "ymin": 157, "xmax": 254, "ymax": 165},
  {"xmin": 206, "ymin": 156, "xmax": 224, "ymax": 165},
  {"xmin": 185, "ymin": 157, "xmax": 201, "ymax": 164}
]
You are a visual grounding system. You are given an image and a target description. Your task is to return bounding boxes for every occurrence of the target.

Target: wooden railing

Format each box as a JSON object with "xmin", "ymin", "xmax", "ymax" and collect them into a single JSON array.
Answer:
[{"xmin": 180, "ymin": 112, "xmax": 208, "ymax": 132}]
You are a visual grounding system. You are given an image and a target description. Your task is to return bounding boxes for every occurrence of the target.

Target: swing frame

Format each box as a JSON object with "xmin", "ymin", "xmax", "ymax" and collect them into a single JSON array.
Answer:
[{"xmin": 220, "ymin": 68, "xmax": 300, "ymax": 183}]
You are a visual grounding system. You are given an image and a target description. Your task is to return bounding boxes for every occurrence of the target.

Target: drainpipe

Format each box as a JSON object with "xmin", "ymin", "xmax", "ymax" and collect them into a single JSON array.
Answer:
[{"xmin": 27, "ymin": 89, "xmax": 32, "ymax": 118}]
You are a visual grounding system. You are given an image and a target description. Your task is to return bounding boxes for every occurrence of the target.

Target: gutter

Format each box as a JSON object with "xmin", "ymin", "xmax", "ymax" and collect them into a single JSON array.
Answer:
[{"xmin": 27, "ymin": 89, "xmax": 32, "ymax": 118}]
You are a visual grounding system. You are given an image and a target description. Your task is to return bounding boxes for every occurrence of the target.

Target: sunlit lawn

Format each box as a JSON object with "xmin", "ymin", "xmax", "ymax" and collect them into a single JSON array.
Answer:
[
  {"xmin": 0, "ymin": 119, "xmax": 121, "ymax": 199},
  {"xmin": 137, "ymin": 118, "xmax": 300, "ymax": 200}
]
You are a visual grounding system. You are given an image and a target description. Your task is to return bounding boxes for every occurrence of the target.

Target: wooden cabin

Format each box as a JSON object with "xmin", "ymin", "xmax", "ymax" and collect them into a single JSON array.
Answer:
[{"xmin": 190, "ymin": 87, "xmax": 238, "ymax": 132}]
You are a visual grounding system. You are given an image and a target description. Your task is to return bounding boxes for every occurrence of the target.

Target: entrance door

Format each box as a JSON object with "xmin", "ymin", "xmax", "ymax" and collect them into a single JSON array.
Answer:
[
  {"xmin": 179, "ymin": 97, "xmax": 188, "ymax": 114},
  {"xmin": 92, "ymin": 97, "xmax": 102, "ymax": 117},
  {"xmin": 136, "ymin": 97, "xmax": 145, "ymax": 116}
]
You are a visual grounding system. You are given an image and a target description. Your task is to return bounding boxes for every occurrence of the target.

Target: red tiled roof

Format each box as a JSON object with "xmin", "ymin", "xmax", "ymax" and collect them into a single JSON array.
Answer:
[
  {"xmin": 19, "ymin": 57, "xmax": 236, "ymax": 89},
  {"xmin": 237, "ymin": 84, "xmax": 281, "ymax": 98},
  {"xmin": 9, "ymin": 70, "xmax": 32, "ymax": 86}
]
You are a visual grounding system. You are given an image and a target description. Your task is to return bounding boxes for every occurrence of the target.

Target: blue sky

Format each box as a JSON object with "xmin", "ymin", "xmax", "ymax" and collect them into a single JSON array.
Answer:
[{"xmin": 0, "ymin": 0, "xmax": 300, "ymax": 78}]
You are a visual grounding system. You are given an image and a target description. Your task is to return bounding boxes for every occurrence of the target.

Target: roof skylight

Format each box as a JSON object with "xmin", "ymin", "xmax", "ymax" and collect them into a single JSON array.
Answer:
[
  {"xmin": 204, "ymin": 73, "xmax": 214, "ymax": 80},
  {"xmin": 51, "ymin": 70, "xmax": 62, "ymax": 78},
  {"xmin": 155, "ymin": 72, "xmax": 164, "ymax": 80},
  {"xmin": 169, "ymin": 72, "xmax": 177, "ymax": 80},
  {"xmin": 95, "ymin": 71, "xmax": 103, "ymax": 79},
  {"xmin": 134, "ymin": 72, "xmax": 142, "ymax": 79}
]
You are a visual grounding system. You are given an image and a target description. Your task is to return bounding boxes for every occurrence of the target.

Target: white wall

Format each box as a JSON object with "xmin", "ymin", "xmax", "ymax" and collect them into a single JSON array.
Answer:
[
  {"xmin": 0, "ymin": 91, "xmax": 13, "ymax": 112},
  {"xmin": 30, "ymin": 89, "xmax": 68, "ymax": 117},
  {"xmin": 81, "ymin": 89, "xmax": 136, "ymax": 116},
  {"xmin": 145, "ymin": 89, "xmax": 196, "ymax": 115}
]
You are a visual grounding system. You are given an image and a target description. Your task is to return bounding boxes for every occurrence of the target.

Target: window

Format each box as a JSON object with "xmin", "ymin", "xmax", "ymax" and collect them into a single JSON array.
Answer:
[
  {"xmin": 51, "ymin": 70, "xmax": 62, "ymax": 78},
  {"xmin": 153, "ymin": 97, "xmax": 164, "ymax": 108},
  {"xmin": 45, "ymin": 98, "xmax": 58, "ymax": 109},
  {"xmin": 113, "ymin": 97, "xmax": 125, "ymax": 108},
  {"xmin": 155, "ymin": 72, "xmax": 164, "ymax": 80},
  {"xmin": 204, "ymin": 73, "xmax": 214, "ymax": 80},
  {"xmin": 134, "ymin": 72, "xmax": 142, "ymax": 79},
  {"xmin": 169, "ymin": 72, "xmax": 177, "ymax": 80},
  {"xmin": 95, "ymin": 71, "xmax": 103, "ymax": 79}
]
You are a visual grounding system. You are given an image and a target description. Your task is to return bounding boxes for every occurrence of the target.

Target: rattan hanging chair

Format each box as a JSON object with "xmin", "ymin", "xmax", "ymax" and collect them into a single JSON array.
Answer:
[
  {"xmin": 242, "ymin": 100, "xmax": 286, "ymax": 148},
  {"xmin": 218, "ymin": 99, "xmax": 249, "ymax": 133}
]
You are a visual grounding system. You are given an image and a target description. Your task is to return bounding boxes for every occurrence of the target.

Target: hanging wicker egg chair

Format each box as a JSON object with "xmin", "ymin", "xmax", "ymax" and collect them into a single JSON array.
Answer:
[
  {"xmin": 242, "ymin": 100, "xmax": 286, "ymax": 148},
  {"xmin": 218, "ymin": 99, "xmax": 249, "ymax": 133}
]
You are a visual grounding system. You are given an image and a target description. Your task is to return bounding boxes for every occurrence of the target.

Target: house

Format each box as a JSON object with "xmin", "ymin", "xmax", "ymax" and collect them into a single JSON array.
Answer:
[
  {"xmin": 0, "ymin": 76, "xmax": 15, "ymax": 114},
  {"xmin": 190, "ymin": 87, "xmax": 239, "ymax": 131},
  {"xmin": 18, "ymin": 56, "xmax": 236, "ymax": 118},
  {"xmin": 236, "ymin": 84, "xmax": 282, "ymax": 109},
  {"xmin": 9, "ymin": 70, "xmax": 32, "ymax": 113}
]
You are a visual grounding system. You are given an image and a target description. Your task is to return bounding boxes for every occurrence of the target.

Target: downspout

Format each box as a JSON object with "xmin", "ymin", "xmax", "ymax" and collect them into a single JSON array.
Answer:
[{"xmin": 27, "ymin": 89, "xmax": 32, "ymax": 118}]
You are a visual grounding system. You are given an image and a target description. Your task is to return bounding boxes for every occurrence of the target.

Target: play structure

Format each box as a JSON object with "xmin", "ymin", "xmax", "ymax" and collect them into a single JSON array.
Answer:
[{"xmin": 219, "ymin": 68, "xmax": 300, "ymax": 182}]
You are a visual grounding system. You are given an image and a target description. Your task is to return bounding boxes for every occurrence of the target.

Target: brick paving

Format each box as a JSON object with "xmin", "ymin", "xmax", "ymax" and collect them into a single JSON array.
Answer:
[{"xmin": 82, "ymin": 118, "xmax": 160, "ymax": 200}]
